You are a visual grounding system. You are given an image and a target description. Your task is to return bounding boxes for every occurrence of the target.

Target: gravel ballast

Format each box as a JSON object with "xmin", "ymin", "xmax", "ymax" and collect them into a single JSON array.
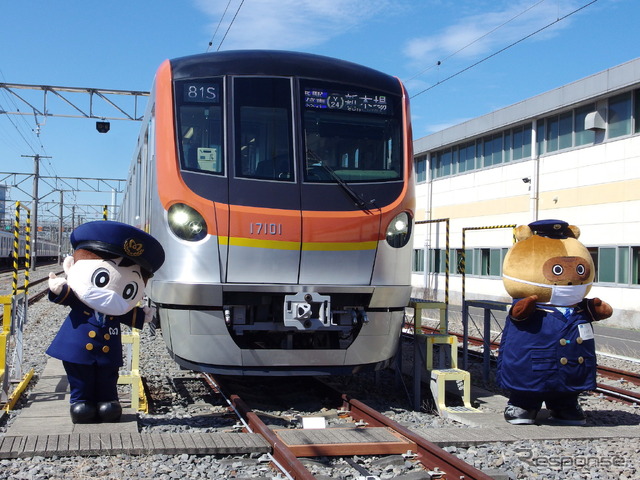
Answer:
[{"xmin": 0, "ymin": 270, "xmax": 638, "ymax": 479}]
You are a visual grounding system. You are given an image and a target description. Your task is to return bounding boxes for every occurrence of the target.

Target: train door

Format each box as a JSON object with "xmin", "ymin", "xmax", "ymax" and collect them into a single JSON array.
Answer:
[{"xmin": 225, "ymin": 77, "xmax": 302, "ymax": 283}]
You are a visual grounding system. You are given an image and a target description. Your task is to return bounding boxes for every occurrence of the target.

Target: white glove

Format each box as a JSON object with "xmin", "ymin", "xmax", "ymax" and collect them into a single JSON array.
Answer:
[
  {"xmin": 143, "ymin": 305, "xmax": 156, "ymax": 324},
  {"xmin": 48, "ymin": 272, "xmax": 67, "ymax": 295}
]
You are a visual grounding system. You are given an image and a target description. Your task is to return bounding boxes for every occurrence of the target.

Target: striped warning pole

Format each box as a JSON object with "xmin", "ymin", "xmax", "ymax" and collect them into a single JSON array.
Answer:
[
  {"xmin": 103, "ymin": 205, "xmax": 108, "ymax": 221},
  {"xmin": 11, "ymin": 203, "xmax": 20, "ymax": 297},
  {"xmin": 24, "ymin": 208, "xmax": 31, "ymax": 295}
]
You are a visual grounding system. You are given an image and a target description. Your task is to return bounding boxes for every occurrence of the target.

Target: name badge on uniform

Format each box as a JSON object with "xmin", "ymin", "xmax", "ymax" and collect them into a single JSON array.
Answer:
[{"xmin": 578, "ymin": 323, "xmax": 594, "ymax": 341}]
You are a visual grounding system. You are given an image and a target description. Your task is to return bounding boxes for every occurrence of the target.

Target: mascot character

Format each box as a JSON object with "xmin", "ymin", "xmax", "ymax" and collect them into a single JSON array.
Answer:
[
  {"xmin": 47, "ymin": 221, "xmax": 165, "ymax": 424},
  {"xmin": 497, "ymin": 219, "xmax": 612, "ymax": 425}
]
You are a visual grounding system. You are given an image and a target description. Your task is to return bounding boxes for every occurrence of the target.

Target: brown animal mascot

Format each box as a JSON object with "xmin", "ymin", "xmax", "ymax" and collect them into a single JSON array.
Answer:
[{"xmin": 497, "ymin": 219, "xmax": 612, "ymax": 425}]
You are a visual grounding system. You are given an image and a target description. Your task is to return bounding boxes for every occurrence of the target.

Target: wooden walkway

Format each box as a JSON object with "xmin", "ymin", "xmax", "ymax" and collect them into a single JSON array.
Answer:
[
  {"xmin": 0, "ymin": 431, "xmax": 269, "ymax": 458},
  {"xmin": 1, "ymin": 358, "xmax": 269, "ymax": 458}
]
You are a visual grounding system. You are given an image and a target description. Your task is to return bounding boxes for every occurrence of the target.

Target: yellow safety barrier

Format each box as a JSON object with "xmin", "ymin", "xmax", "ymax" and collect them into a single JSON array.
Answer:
[
  {"xmin": 0, "ymin": 294, "xmax": 34, "ymax": 412},
  {"xmin": 408, "ymin": 299, "xmax": 479, "ymax": 416},
  {"xmin": 118, "ymin": 329, "xmax": 148, "ymax": 412}
]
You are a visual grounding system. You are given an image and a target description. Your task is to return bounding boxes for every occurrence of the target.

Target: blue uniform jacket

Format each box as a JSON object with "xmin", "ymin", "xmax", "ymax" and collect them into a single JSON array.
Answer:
[
  {"xmin": 496, "ymin": 298, "xmax": 597, "ymax": 393},
  {"xmin": 46, "ymin": 284, "xmax": 145, "ymax": 367}
]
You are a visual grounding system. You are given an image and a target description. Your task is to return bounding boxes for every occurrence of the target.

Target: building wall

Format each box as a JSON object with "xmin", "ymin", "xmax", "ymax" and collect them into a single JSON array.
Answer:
[{"xmin": 412, "ymin": 59, "xmax": 640, "ymax": 330}]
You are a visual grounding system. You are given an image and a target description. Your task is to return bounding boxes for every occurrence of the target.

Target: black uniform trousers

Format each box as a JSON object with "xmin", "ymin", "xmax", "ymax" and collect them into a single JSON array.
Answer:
[{"xmin": 63, "ymin": 361, "xmax": 120, "ymax": 404}]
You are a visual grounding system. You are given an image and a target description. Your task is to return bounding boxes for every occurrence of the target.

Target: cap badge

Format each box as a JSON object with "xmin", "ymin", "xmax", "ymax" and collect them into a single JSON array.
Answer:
[{"xmin": 123, "ymin": 238, "xmax": 144, "ymax": 257}]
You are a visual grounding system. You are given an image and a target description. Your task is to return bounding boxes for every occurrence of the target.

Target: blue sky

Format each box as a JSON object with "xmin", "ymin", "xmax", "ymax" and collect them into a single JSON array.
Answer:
[{"xmin": 0, "ymin": 0, "xmax": 637, "ymax": 222}]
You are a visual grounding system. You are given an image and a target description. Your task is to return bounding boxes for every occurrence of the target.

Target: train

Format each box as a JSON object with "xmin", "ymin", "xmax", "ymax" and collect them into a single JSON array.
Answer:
[
  {"xmin": 120, "ymin": 50, "xmax": 415, "ymax": 375},
  {"xmin": 0, "ymin": 230, "xmax": 58, "ymax": 267}
]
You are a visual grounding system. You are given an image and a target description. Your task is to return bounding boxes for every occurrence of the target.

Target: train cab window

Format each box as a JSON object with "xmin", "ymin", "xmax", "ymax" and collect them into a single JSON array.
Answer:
[
  {"xmin": 233, "ymin": 77, "xmax": 294, "ymax": 181},
  {"xmin": 302, "ymin": 82, "xmax": 402, "ymax": 183},
  {"xmin": 175, "ymin": 80, "xmax": 224, "ymax": 174}
]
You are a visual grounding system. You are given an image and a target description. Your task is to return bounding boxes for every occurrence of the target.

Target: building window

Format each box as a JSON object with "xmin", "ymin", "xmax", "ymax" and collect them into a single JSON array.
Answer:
[
  {"xmin": 632, "ymin": 247, "xmax": 640, "ymax": 285},
  {"xmin": 618, "ymin": 246, "xmax": 630, "ymax": 284},
  {"xmin": 536, "ymin": 119, "xmax": 545, "ymax": 155},
  {"xmin": 439, "ymin": 150, "xmax": 452, "ymax": 177},
  {"xmin": 558, "ymin": 112, "xmax": 573, "ymax": 150},
  {"xmin": 415, "ymin": 155, "xmax": 427, "ymax": 183},
  {"xmin": 546, "ymin": 116, "xmax": 559, "ymax": 152},
  {"xmin": 428, "ymin": 248, "xmax": 448, "ymax": 274},
  {"xmin": 412, "ymin": 248, "xmax": 425, "ymax": 273},
  {"xmin": 575, "ymin": 104, "xmax": 596, "ymax": 146},
  {"xmin": 608, "ymin": 92, "xmax": 632, "ymax": 139},
  {"xmin": 597, "ymin": 247, "xmax": 616, "ymax": 283},
  {"xmin": 635, "ymin": 90, "xmax": 640, "ymax": 134}
]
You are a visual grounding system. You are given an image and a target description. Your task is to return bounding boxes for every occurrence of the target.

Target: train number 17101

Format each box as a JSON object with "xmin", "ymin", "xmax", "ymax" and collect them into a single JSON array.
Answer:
[{"xmin": 249, "ymin": 222, "xmax": 283, "ymax": 235}]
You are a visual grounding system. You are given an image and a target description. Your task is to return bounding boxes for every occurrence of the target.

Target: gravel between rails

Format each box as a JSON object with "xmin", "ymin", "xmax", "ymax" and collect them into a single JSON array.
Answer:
[{"xmin": 0, "ymin": 270, "xmax": 638, "ymax": 479}]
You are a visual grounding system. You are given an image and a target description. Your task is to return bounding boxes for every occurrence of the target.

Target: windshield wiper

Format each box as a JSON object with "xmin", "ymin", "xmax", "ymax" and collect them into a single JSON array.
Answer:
[{"xmin": 307, "ymin": 149, "xmax": 371, "ymax": 212}]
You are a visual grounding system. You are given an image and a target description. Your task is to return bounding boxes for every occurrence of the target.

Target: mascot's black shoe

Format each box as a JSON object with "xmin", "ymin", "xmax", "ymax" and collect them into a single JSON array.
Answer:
[
  {"xmin": 549, "ymin": 404, "xmax": 587, "ymax": 426},
  {"xmin": 70, "ymin": 401, "xmax": 98, "ymax": 424},
  {"xmin": 504, "ymin": 405, "xmax": 538, "ymax": 425},
  {"xmin": 97, "ymin": 401, "xmax": 122, "ymax": 422}
]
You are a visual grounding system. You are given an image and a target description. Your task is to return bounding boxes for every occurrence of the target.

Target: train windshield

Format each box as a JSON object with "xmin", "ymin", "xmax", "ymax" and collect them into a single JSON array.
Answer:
[
  {"xmin": 175, "ymin": 79, "xmax": 224, "ymax": 174},
  {"xmin": 302, "ymin": 82, "xmax": 402, "ymax": 183},
  {"xmin": 234, "ymin": 77, "xmax": 294, "ymax": 181}
]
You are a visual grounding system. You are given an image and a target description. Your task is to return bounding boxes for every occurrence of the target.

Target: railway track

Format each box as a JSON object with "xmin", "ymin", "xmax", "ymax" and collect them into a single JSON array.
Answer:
[{"xmin": 203, "ymin": 373, "xmax": 494, "ymax": 480}]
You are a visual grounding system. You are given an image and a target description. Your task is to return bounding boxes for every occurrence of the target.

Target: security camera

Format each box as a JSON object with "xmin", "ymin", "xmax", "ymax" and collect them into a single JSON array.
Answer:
[{"xmin": 522, "ymin": 177, "xmax": 531, "ymax": 184}]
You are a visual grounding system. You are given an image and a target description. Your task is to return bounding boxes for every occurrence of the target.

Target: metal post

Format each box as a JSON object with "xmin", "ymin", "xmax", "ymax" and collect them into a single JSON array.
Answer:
[
  {"xmin": 413, "ymin": 304, "xmax": 422, "ymax": 411},
  {"xmin": 31, "ymin": 155, "xmax": 39, "ymax": 270},
  {"xmin": 58, "ymin": 191, "xmax": 64, "ymax": 264},
  {"xmin": 483, "ymin": 307, "xmax": 491, "ymax": 384},
  {"xmin": 462, "ymin": 301, "xmax": 469, "ymax": 370}
]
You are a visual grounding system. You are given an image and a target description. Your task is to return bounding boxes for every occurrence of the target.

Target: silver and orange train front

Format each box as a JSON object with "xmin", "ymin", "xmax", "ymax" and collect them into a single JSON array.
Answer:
[{"xmin": 147, "ymin": 51, "xmax": 414, "ymax": 375}]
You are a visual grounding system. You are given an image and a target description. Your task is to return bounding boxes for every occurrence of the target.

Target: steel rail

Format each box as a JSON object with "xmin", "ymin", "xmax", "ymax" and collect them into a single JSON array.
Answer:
[
  {"xmin": 595, "ymin": 382, "xmax": 640, "ymax": 405},
  {"xmin": 597, "ymin": 365, "xmax": 640, "ymax": 386},
  {"xmin": 342, "ymin": 394, "xmax": 494, "ymax": 480},
  {"xmin": 229, "ymin": 393, "xmax": 315, "ymax": 480}
]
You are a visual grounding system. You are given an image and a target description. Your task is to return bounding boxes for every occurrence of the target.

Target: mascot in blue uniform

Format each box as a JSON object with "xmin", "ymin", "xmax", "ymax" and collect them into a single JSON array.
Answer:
[
  {"xmin": 497, "ymin": 219, "xmax": 612, "ymax": 425},
  {"xmin": 47, "ymin": 221, "xmax": 165, "ymax": 424}
]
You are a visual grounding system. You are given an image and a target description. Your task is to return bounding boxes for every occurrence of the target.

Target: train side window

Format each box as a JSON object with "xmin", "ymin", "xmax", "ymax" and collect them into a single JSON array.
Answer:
[{"xmin": 233, "ymin": 77, "xmax": 294, "ymax": 181}]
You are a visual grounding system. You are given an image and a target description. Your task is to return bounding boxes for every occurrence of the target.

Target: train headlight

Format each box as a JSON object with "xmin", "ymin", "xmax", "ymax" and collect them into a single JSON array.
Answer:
[
  {"xmin": 168, "ymin": 204, "xmax": 207, "ymax": 241},
  {"xmin": 385, "ymin": 212, "xmax": 412, "ymax": 248}
]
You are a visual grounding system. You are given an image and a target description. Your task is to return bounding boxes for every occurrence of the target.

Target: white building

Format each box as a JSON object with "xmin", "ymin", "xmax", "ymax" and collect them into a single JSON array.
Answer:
[{"xmin": 412, "ymin": 57, "xmax": 640, "ymax": 330}]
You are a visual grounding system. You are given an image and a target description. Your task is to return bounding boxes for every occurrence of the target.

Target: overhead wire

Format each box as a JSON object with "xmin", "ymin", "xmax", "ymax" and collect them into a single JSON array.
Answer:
[
  {"xmin": 410, "ymin": 0, "xmax": 599, "ymax": 99},
  {"xmin": 206, "ymin": 0, "xmax": 234, "ymax": 52},
  {"xmin": 215, "ymin": 0, "xmax": 246, "ymax": 52},
  {"xmin": 405, "ymin": 0, "xmax": 547, "ymax": 83}
]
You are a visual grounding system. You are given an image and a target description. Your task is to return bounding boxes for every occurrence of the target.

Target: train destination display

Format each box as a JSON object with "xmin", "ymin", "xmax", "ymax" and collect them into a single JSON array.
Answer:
[{"xmin": 304, "ymin": 88, "xmax": 391, "ymax": 115}]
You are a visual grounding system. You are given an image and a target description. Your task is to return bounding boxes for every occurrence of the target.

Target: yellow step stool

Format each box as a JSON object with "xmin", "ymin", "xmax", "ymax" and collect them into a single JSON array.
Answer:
[{"xmin": 426, "ymin": 334, "xmax": 480, "ymax": 416}]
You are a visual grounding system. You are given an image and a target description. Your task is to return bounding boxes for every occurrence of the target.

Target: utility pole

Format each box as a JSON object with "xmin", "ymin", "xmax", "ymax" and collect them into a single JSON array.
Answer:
[
  {"xmin": 58, "ymin": 190, "xmax": 64, "ymax": 264},
  {"xmin": 21, "ymin": 154, "xmax": 52, "ymax": 270}
]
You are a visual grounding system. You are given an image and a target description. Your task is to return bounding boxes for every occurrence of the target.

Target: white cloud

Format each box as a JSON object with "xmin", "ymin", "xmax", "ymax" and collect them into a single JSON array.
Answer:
[
  {"xmin": 194, "ymin": 0, "xmax": 394, "ymax": 51},
  {"xmin": 403, "ymin": 0, "xmax": 583, "ymax": 70}
]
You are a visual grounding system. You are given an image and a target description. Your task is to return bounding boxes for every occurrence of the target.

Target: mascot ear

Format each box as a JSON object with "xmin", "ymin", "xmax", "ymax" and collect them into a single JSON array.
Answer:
[
  {"xmin": 566, "ymin": 225, "xmax": 581, "ymax": 239},
  {"xmin": 514, "ymin": 225, "xmax": 533, "ymax": 242},
  {"xmin": 63, "ymin": 256, "xmax": 75, "ymax": 275}
]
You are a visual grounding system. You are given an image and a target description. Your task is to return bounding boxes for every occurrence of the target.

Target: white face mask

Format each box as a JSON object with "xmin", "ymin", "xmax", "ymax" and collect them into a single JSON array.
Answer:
[
  {"xmin": 72, "ymin": 283, "xmax": 133, "ymax": 316},
  {"xmin": 503, "ymin": 275, "xmax": 591, "ymax": 307}
]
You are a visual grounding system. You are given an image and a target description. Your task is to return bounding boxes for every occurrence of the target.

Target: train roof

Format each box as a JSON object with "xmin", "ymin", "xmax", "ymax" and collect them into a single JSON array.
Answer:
[{"xmin": 169, "ymin": 50, "xmax": 402, "ymax": 93}]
